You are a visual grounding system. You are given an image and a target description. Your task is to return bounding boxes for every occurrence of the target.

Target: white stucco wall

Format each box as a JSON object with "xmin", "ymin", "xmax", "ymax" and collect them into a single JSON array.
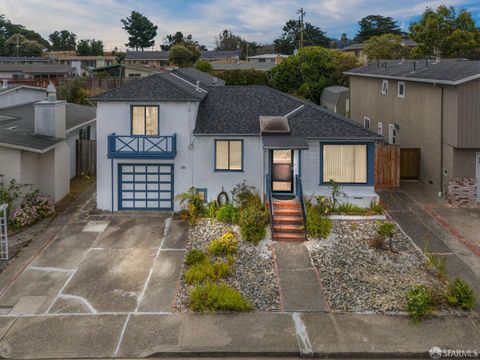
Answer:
[
  {"xmin": 67, "ymin": 131, "xmax": 79, "ymax": 179},
  {"xmin": 0, "ymin": 147, "xmax": 21, "ymax": 182},
  {"xmin": 0, "ymin": 88, "xmax": 46, "ymax": 108},
  {"xmin": 20, "ymin": 151, "xmax": 39, "ymax": 186}
]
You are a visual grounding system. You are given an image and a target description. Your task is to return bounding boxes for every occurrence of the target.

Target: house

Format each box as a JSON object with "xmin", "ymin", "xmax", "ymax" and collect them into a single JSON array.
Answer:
[
  {"xmin": 341, "ymin": 39, "xmax": 417, "ymax": 63},
  {"xmin": 46, "ymin": 51, "xmax": 117, "ymax": 76},
  {"xmin": 345, "ymin": 59, "xmax": 480, "ymax": 207},
  {"xmin": 0, "ymin": 57, "xmax": 55, "ymax": 65},
  {"xmin": 247, "ymin": 54, "xmax": 288, "ymax": 64},
  {"xmin": 0, "ymin": 64, "xmax": 75, "ymax": 80},
  {"xmin": 0, "ymin": 82, "xmax": 49, "ymax": 107},
  {"xmin": 91, "ymin": 67, "xmax": 381, "ymax": 235},
  {"xmin": 0, "ymin": 84, "xmax": 96, "ymax": 202},
  {"xmin": 124, "ymin": 50, "xmax": 239, "ymax": 67},
  {"xmin": 320, "ymin": 86, "xmax": 350, "ymax": 117},
  {"xmin": 93, "ymin": 64, "xmax": 163, "ymax": 79}
]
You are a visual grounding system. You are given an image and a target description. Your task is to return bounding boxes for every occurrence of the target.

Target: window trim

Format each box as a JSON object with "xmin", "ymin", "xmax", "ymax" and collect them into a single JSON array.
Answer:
[
  {"xmin": 319, "ymin": 142, "xmax": 374, "ymax": 186},
  {"xmin": 130, "ymin": 105, "xmax": 160, "ymax": 136},
  {"xmin": 363, "ymin": 116, "xmax": 370, "ymax": 129},
  {"xmin": 377, "ymin": 122, "xmax": 383, "ymax": 136},
  {"xmin": 397, "ymin": 81, "xmax": 405, "ymax": 98},
  {"xmin": 214, "ymin": 139, "xmax": 244, "ymax": 172},
  {"xmin": 382, "ymin": 79, "xmax": 389, "ymax": 95},
  {"xmin": 388, "ymin": 124, "xmax": 397, "ymax": 144}
]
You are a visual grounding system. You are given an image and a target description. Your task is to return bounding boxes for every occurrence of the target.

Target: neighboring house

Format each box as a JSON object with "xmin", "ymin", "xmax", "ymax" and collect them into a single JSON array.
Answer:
[
  {"xmin": 93, "ymin": 64, "xmax": 163, "ymax": 79},
  {"xmin": 0, "ymin": 64, "xmax": 74, "ymax": 80},
  {"xmin": 345, "ymin": 59, "xmax": 480, "ymax": 207},
  {"xmin": 91, "ymin": 68, "xmax": 381, "ymax": 224},
  {"xmin": 341, "ymin": 39, "xmax": 417, "ymax": 63},
  {"xmin": 0, "ymin": 84, "xmax": 96, "ymax": 202},
  {"xmin": 320, "ymin": 86, "xmax": 350, "ymax": 117},
  {"xmin": 0, "ymin": 57, "xmax": 55, "ymax": 65},
  {"xmin": 0, "ymin": 83, "xmax": 49, "ymax": 107},
  {"xmin": 212, "ymin": 62, "xmax": 277, "ymax": 71},
  {"xmin": 47, "ymin": 51, "xmax": 117, "ymax": 76},
  {"xmin": 247, "ymin": 54, "xmax": 288, "ymax": 64},
  {"xmin": 124, "ymin": 50, "xmax": 239, "ymax": 67}
]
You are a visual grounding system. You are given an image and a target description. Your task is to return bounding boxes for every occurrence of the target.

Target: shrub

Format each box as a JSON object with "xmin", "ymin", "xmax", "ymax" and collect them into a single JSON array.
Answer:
[
  {"xmin": 337, "ymin": 202, "xmax": 369, "ymax": 215},
  {"xmin": 216, "ymin": 203, "xmax": 239, "ymax": 224},
  {"xmin": 328, "ymin": 180, "xmax": 346, "ymax": 212},
  {"xmin": 211, "ymin": 69, "xmax": 269, "ymax": 86},
  {"xmin": 205, "ymin": 201, "xmax": 219, "ymax": 219},
  {"xmin": 231, "ymin": 182, "xmax": 261, "ymax": 209},
  {"xmin": 10, "ymin": 192, "xmax": 55, "ymax": 230},
  {"xmin": 305, "ymin": 201, "xmax": 332, "ymax": 238},
  {"xmin": 184, "ymin": 260, "xmax": 232, "ymax": 284},
  {"xmin": 208, "ymin": 232, "xmax": 238, "ymax": 256},
  {"xmin": 194, "ymin": 59, "xmax": 213, "ymax": 72},
  {"xmin": 314, "ymin": 195, "xmax": 333, "ymax": 215},
  {"xmin": 239, "ymin": 205, "xmax": 269, "ymax": 244},
  {"xmin": 377, "ymin": 221, "xmax": 396, "ymax": 252},
  {"xmin": 175, "ymin": 187, "xmax": 205, "ymax": 225},
  {"xmin": 185, "ymin": 249, "xmax": 207, "ymax": 266},
  {"xmin": 446, "ymin": 278, "xmax": 476, "ymax": 310},
  {"xmin": 369, "ymin": 235, "xmax": 385, "ymax": 250},
  {"xmin": 189, "ymin": 282, "xmax": 253, "ymax": 312},
  {"xmin": 406, "ymin": 285, "xmax": 433, "ymax": 322}
]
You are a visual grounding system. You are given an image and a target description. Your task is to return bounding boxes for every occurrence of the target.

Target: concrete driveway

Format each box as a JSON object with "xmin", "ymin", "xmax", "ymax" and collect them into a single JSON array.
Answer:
[{"xmin": 0, "ymin": 211, "xmax": 188, "ymax": 316}]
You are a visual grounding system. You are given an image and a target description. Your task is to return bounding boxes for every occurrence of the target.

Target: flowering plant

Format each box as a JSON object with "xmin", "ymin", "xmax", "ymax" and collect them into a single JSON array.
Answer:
[{"xmin": 10, "ymin": 192, "xmax": 55, "ymax": 230}]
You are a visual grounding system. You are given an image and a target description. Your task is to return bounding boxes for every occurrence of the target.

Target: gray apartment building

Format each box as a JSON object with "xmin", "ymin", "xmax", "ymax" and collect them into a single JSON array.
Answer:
[{"xmin": 346, "ymin": 59, "xmax": 480, "ymax": 207}]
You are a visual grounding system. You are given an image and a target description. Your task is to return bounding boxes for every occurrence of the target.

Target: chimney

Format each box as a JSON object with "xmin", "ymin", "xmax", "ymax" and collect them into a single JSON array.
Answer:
[{"xmin": 34, "ymin": 82, "xmax": 66, "ymax": 138}]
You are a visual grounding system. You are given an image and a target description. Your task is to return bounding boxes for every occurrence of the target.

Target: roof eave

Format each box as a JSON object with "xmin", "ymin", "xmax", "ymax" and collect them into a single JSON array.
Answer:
[{"xmin": 344, "ymin": 71, "xmax": 480, "ymax": 86}]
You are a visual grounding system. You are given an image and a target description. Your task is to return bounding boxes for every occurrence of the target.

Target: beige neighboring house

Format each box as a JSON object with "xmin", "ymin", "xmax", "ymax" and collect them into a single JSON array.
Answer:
[
  {"xmin": 0, "ymin": 84, "xmax": 96, "ymax": 203},
  {"xmin": 346, "ymin": 59, "xmax": 480, "ymax": 207},
  {"xmin": 92, "ymin": 63, "xmax": 163, "ymax": 79},
  {"xmin": 124, "ymin": 50, "xmax": 239, "ymax": 67},
  {"xmin": 46, "ymin": 51, "xmax": 117, "ymax": 76},
  {"xmin": 246, "ymin": 54, "xmax": 288, "ymax": 64}
]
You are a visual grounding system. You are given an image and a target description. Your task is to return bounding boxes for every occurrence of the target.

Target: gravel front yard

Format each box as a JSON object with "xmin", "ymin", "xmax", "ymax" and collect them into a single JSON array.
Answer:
[
  {"xmin": 306, "ymin": 220, "xmax": 447, "ymax": 313},
  {"xmin": 174, "ymin": 219, "xmax": 281, "ymax": 312}
]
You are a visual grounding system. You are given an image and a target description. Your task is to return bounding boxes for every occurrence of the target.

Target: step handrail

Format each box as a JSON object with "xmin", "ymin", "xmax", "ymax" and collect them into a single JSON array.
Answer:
[
  {"xmin": 295, "ymin": 175, "xmax": 308, "ymax": 238},
  {"xmin": 266, "ymin": 173, "xmax": 274, "ymax": 233}
]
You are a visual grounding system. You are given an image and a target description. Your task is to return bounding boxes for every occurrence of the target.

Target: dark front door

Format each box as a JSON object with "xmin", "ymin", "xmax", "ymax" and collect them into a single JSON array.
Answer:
[{"xmin": 272, "ymin": 150, "xmax": 293, "ymax": 193}]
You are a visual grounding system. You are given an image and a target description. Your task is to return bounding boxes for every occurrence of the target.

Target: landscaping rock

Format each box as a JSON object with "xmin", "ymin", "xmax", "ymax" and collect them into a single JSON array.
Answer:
[
  {"xmin": 305, "ymin": 220, "xmax": 449, "ymax": 314},
  {"xmin": 174, "ymin": 219, "xmax": 280, "ymax": 312}
]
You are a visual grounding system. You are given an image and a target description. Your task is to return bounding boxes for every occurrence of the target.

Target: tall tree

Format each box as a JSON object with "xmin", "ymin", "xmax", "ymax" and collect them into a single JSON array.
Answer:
[
  {"xmin": 274, "ymin": 20, "xmax": 330, "ymax": 54},
  {"xmin": 0, "ymin": 14, "xmax": 49, "ymax": 55},
  {"xmin": 121, "ymin": 11, "xmax": 158, "ymax": 50},
  {"xmin": 355, "ymin": 15, "xmax": 402, "ymax": 43},
  {"xmin": 76, "ymin": 39, "xmax": 104, "ymax": 56},
  {"xmin": 363, "ymin": 34, "xmax": 410, "ymax": 60},
  {"xmin": 215, "ymin": 29, "xmax": 257, "ymax": 59},
  {"xmin": 340, "ymin": 33, "xmax": 348, "ymax": 47},
  {"xmin": 5, "ymin": 34, "xmax": 43, "ymax": 56},
  {"xmin": 49, "ymin": 30, "xmax": 77, "ymax": 51},
  {"xmin": 409, "ymin": 5, "xmax": 480, "ymax": 58},
  {"xmin": 161, "ymin": 31, "xmax": 206, "ymax": 54}
]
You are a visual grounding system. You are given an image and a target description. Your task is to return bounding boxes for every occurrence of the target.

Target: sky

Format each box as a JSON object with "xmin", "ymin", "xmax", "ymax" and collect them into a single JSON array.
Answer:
[{"xmin": 1, "ymin": 0, "xmax": 479, "ymax": 51}]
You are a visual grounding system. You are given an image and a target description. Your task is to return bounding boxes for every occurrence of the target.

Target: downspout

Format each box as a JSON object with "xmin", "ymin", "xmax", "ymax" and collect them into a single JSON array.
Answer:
[{"xmin": 111, "ymin": 158, "xmax": 114, "ymax": 212}]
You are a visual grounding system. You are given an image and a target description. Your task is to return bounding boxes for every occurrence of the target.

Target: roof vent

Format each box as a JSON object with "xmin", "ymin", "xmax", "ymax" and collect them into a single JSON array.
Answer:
[
  {"xmin": 1, "ymin": 80, "xmax": 8, "ymax": 89},
  {"xmin": 213, "ymin": 77, "xmax": 218, "ymax": 86},
  {"xmin": 259, "ymin": 116, "xmax": 290, "ymax": 133},
  {"xmin": 196, "ymin": 80, "xmax": 200, "ymax": 92}
]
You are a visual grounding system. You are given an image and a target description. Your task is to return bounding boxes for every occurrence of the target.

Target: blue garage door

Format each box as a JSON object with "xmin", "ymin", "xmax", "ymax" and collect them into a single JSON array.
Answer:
[{"xmin": 118, "ymin": 164, "xmax": 173, "ymax": 210}]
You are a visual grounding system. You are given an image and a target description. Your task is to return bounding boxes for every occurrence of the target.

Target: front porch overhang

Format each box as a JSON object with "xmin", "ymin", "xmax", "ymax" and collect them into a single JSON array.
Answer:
[{"xmin": 261, "ymin": 133, "xmax": 309, "ymax": 150}]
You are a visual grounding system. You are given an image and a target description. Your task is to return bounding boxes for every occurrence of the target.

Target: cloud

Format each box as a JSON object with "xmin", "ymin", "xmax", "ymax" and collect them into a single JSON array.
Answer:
[{"xmin": 0, "ymin": 0, "xmax": 477, "ymax": 50}]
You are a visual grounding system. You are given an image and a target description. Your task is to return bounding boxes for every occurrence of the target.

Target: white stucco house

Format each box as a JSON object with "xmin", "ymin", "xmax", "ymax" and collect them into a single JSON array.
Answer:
[
  {"xmin": 92, "ymin": 68, "xmax": 381, "ymax": 239},
  {"xmin": 0, "ymin": 83, "xmax": 96, "ymax": 202}
]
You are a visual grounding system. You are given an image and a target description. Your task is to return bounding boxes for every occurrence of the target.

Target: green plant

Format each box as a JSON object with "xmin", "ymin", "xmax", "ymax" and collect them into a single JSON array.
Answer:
[
  {"xmin": 305, "ymin": 200, "xmax": 332, "ymax": 239},
  {"xmin": 314, "ymin": 195, "xmax": 333, "ymax": 214},
  {"xmin": 175, "ymin": 187, "xmax": 205, "ymax": 225},
  {"xmin": 216, "ymin": 203, "xmax": 240, "ymax": 224},
  {"xmin": 337, "ymin": 202, "xmax": 369, "ymax": 215},
  {"xmin": 239, "ymin": 205, "xmax": 269, "ymax": 244},
  {"xmin": 377, "ymin": 221, "xmax": 396, "ymax": 252},
  {"xmin": 328, "ymin": 180, "xmax": 346, "ymax": 212},
  {"xmin": 369, "ymin": 200, "xmax": 384, "ymax": 214},
  {"xmin": 205, "ymin": 201, "xmax": 219, "ymax": 219},
  {"xmin": 406, "ymin": 285, "xmax": 433, "ymax": 322},
  {"xmin": 446, "ymin": 278, "xmax": 476, "ymax": 310},
  {"xmin": 369, "ymin": 235, "xmax": 385, "ymax": 250},
  {"xmin": 189, "ymin": 282, "xmax": 253, "ymax": 312},
  {"xmin": 231, "ymin": 182, "xmax": 262, "ymax": 209},
  {"xmin": 185, "ymin": 249, "xmax": 207, "ymax": 266},
  {"xmin": 208, "ymin": 232, "xmax": 238, "ymax": 256},
  {"xmin": 424, "ymin": 243, "xmax": 448, "ymax": 282},
  {"xmin": 194, "ymin": 59, "xmax": 213, "ymax": 72},
  {"xmin": 184, "ymin": 260, "xmax": 232, "ymax": 284}
]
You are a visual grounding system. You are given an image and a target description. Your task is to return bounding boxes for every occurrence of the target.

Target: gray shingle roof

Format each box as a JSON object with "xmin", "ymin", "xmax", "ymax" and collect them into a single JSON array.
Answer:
[
  {"xmin": 172, "ymin": 68, "xmax": 225, "ymax": 87},
  {"xmin": 125, "ymin": 50, "xmax": 238, "ymax": 61},
  {"xmin": 345, "ymin": 59, "xmax": 480, "ymax": 85},
  {"xmin": 0, "ymin": 64, "xmax": 74, "ymax": 74},
  {"xmin": 89, "ymin": 73, "xmax": 206, "ymax": 102},
  {"xmin": 194, "ymin": 86, "xmax": 380, "ymax": 140},
  {"xmin": 0, "ymin": 56, "xmax": 51, "ymax": 63},
  {"xmin": 0, "ymin": 102, "xmax": 95, "ymax": 151}
]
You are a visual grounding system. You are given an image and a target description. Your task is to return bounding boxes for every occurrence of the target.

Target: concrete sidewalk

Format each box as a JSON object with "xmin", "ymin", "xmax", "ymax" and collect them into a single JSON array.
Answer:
[{"xmin": 0, "ymin": 311, "xmax": 477, "ymax": 358}]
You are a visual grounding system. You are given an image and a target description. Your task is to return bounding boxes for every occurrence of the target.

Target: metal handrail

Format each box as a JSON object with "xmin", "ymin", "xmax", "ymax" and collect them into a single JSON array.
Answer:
[
  {"xmin": 295, "ymin": 175, "xmax": 307, "ymax": 237},
  {"xmin": 266, "ymin": 173, "xmax": 274, "ymax": 233}
]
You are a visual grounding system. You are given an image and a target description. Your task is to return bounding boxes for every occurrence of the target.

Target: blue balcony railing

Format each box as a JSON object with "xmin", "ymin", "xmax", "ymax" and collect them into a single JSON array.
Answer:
[{"xmin": 107, "ymin": 133, "xmax": 177, "ymax": 159}]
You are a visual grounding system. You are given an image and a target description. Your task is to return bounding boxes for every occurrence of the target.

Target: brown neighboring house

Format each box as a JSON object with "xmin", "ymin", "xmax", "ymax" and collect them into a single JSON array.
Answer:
[{"xmin": 345, "ymin": 59, "xmax": 480, "ymax": 207}]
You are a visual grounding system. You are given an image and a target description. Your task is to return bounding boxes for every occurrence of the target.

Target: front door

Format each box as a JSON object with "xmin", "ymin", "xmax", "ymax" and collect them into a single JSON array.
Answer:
[{"xmin": 272, "ymin": 150, "xmax": 293, "ymax": 193}]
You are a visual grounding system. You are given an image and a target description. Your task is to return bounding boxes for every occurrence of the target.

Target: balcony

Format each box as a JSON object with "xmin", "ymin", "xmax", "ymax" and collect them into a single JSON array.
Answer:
[{"xmin": 107, "ymin": 133, "xmax": 177, "ymax": 159}]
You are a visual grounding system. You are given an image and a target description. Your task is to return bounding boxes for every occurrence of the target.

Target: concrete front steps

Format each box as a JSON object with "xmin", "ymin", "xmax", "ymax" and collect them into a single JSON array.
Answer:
[{"xmin": 272, "ymin": 199, "xmax": 306, "ymax": 241}]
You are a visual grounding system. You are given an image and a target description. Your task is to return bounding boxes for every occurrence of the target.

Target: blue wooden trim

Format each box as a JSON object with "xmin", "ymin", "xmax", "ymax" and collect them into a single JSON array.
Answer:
[
  {"xmin": 298, "ymin": 150, "xmax": 302, "ymax": 177},
  {"xmin": 130, "ymin": 105, "xmax": 160, "ymax": 136},
  {"xmin": 108, "ymin": 133, "xmax": 177, "ymax": 159},
  {"xmin": 118, "ymin": 163, "xmax": 174, "ymax": 211},
  {"xmin": 214, "ymin": 139, "xmax": 244, "ymax": 172},
  {"xmin": 319, "ymin": 142, "xmax": 375, "ymax": 186}
]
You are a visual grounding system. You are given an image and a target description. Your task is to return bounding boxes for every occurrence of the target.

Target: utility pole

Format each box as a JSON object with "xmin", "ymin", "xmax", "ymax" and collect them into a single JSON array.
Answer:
[
  {"xmin": 15, "ymin": 36, "xmax": 20, "ymax": 57},
  {"xmin": 297, "ymin": 7, "xmax": 305, "ymax": 49}
]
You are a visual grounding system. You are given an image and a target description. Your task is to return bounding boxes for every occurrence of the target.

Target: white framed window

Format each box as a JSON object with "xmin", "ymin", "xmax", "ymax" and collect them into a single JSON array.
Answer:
[
  {"xmin": 398, "ymin": 82, "xmax": 405, "ymax": 98},
  {"xmin": 322, "ymin": 144, "xmax": 368, "ymax": 184},
  {"xmin": 382, "ymin": 80, "xmax": 389, "ymax": 95},
  {"xmin": 377, "ymin": 122, "xmax": 383, "ymax": 135},
  {"xmin": 388, "ymin": 124, "xmax": 397, "ymax": 144},
  {"xmin": 363, "ymin": 116, "xmax": 370, "ymax": 129}
]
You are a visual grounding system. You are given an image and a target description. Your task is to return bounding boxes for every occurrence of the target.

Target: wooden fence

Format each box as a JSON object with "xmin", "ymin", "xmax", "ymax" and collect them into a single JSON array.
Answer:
[
  {"xmin": 375, "ymin": 143, "xmax": 400, "ymax": 189},
  {"xmin": 400, "ymin": 148, "xmax": 421, "ymax": 180},
  {"xmin": 76, "ymin": 139, "xmax": 96, "ymax": 177}
]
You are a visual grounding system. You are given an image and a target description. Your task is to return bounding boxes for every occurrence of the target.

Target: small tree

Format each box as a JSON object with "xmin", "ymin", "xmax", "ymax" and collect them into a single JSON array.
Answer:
[
  {"xmin": 363, "ymin": 34, "xmax": 410, "ymax": 60},
  {"xmin": 194, "ymin": 59, "xmax": 213, "ymax": 73},
  {"xmin": 328, "ymin": 180, "xmax": 346, "ymax": 212},
  {"xmin": 169, "ymin": 44, "xmax": 194, "ymax": 67}
]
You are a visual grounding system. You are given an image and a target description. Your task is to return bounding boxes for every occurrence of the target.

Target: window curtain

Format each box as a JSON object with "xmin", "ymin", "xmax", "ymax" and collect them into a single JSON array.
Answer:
[{"xmin": 323, "ymin": 144, "xmax": 367, "ymax": 183}]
